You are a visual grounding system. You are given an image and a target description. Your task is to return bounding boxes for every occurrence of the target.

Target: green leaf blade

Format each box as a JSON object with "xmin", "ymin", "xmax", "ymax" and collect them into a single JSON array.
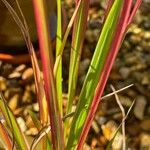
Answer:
[{"xmin": 66, "ymin": 0, "xmax": 123, "ymax": 149}]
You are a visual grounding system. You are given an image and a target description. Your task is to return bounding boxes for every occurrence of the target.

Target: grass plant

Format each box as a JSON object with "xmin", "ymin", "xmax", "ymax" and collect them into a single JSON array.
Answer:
[{"xmin": 0, "ymin": 0, "xmax": 142, "ymax": 149}]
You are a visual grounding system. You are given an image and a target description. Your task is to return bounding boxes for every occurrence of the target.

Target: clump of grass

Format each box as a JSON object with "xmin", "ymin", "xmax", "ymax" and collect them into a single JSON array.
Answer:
[{"xmin": 0, "ymin": 0, "xmax": 142, "ymax": 149}]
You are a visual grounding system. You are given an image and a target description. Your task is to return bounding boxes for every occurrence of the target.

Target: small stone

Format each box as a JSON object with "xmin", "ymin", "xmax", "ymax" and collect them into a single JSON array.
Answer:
[
  {"xmin": 129, "ymin": 35, "xmax": 141, "ymax": 44},
  {"xmin": 96, "ymin": 116, "xmax": 107, "ymax": 125},
  {"xmin": 133, "ymin": 27, "xmax": 142, "ymax": 34},
  {"xmin": 30, "ymin": 83, "xmax": 36, "ymax": 94},
  {"xmin": 143, "ymin": 31, "xmax": 150, "ymax": 40},
  {"xmin": 92, "ymin": 120, "xmax": 100, "ymax": 134},
  {"xmin": 101, "ymin": 120, "xmax": 118, "ymax": 140},
  {"xmin": 15, "ymin": 64, "xmax": 26, "ymax": 72},
  {"xmin": 0, "ymin": 77, "xmax": 7, "ymax": 91},
  {"xmin": 141, "ymin": 75, "xmax": 150, "ymax": 85},
  {"xmin": 22, "ymin": 68, "xmax": 34, "ymax": 82},
  {"xmin": 85, "ymin": 29, "xmax": 100, "ymax": 43},
  {"xmin": 134, "ymin": 96, "xmax": 147, "ymax": 120},
  {"xmin": 22, "ymin": 90, "xmax": 32, "ymax": 103},
  {"xmin": 25, "ymin": 127, "xmax": 38, "ymax": 136},
  {"xmin": 127, "ymin": 90, "xmax": 138, "ymax": 97},
  {"xmin": 17, "ymin": 117, "xmax": 27, "ymax": 132},
  {"xmin": 132, "ymin": 72, "xmax": 143, "ymax": 82},
  {"xmin": 101, "ymin": 121, "xmax": 123, "ymax": 150},
  {"xmin": 25, "ymin": 115, "xmax": 35, "ymax": 128},
  {"xmin": 118, "ymin": 95, "xmax": 132, "ymax": 107},
  {"xmin": 8, "ymin": 72, "xmax": 21, "ymax": 79},
  {"xmin": 85, "ymin": 30, "xmax": 95, "ymax": 43},
  {"xmin": 91, "ymin": 138, "xmax": 100, "ymax": 149},
  {"xmin": 8, "ymin": 94, "xmax": 19, "ymax": 111},
  {"xmin": 32, "ymin": 103, "xmax": 39, "ymax": 112},
  {"xmin": 124, "ymin": 53, "xmax": 138, "ymax": 65},
  {"xmin": 141, "ymin": 40, "xmax": 150, "ymax": 52},
  {"xmin": 119, "ymin": 67, "xmax": 130, "ymax": 79},
  {"xmin": 82, "ymin": 143, "xmax": 91, "ymax": 150},
  {"xmin": 140, "ymin": 133, "xmax": 150, "ymax": 149}
]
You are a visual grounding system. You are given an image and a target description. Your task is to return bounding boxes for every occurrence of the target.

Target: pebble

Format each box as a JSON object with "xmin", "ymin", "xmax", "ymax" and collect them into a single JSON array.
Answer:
[
  {"xmin": 118, "ymin": 95, "xmax": 133, "ymax": 107},
  {"xmin": 101, "ymin": 120, "xmax": 123, "ymax": 150},
  {"xmin": 22, "ymin": 90, "xmax": 33, "ymax": 103},
  {"xmin": 32, "ymin": 103, "xmax": 39, "ymax": 112},
  {"xmin": 25, "ymin": 127, "xmax": 38, "ymax": 136},
  {"xmin": 96, "ymin": 116, "xmax": 107, "ymax": 125},
  {"xmin": 8, "ymin": 94, "xmax": 19, "ymax": 111},
  {"xmin": 85, "ymin": 29, "xmax": 100, "ymax": 43},
  {"xmin": 140, "ymin": 133, "xmax": 150, "ymax": 149},
  {"xmin": 14, "ymin": 64, "xmax": 26, "ymax": 73},
  {"xmin": 141, "ymin": 74, "xmax": 150, "ymax": 85},
  {"xmin": 143, "ymin": 31, "xmax": 150, "ymax": 40},
  {"xmin": 17, "ymin": 117, "xmax": 27, "ymax": 132},
  {"xmin": 101, "ymin": 120, "xmax": 118, "ymax": 141},
  {"xmin": 4, "ymin": 87, "xmax": 22, "ymax": 100},
  {"xmin": 92, "ymin": 120, "xmax": 100, "ymax": 134},
  {"xmin": 30, "ymin": 83, "xmax": 36, "ymax": 94},
  {"xmin": 83, "ymin": 143, "xmax": 91, "ymax": 150},
  {"xmin": 22, "ymin": 68, "xmax": 34, "ymax": 82},
  {"xmin": 25, "ymin": 115, "xmax": 35, "ymax": 128},
  {"xmin": 129, "ymin": 35, "xmax": 141, "ymax": 45},
  {"xmin": 119, "ymin": 67, "xmax": 130, "ymax": 79},
  {"xmin": 0, "ymin": 77, "xmax": 7, "ymax": 91},
  {"xmin": 8, "ymin": 72, "xmax": 21, "ymax": 79},
  {"xmin": 134, "ymin": 96, "xmax": 147, "ymax": 120}
]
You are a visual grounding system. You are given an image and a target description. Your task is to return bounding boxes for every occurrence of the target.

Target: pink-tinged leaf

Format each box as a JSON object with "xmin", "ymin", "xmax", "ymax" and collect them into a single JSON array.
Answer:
[
  {"xmin": 127, "ymin": 0, "xmax": 142, "ymax": 25},
  {"xmin": 32, "ymin": 0, "xmax": 64, "ymax": 149}
]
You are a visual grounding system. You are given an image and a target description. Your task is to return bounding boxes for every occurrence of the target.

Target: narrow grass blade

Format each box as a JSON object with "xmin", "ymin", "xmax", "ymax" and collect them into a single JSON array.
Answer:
[
  {"xmin": 56, "ymin": 0, "xmax": 63, "ymax": 115},
  {"xmin": 110, "ymin": 85, "xmax": 126, "ymax": 150},
  {"xmin": 0, "ymin": 121, "xmax": 12, "ymax": 150},
  {"xmin": 32, "ymin": 0, "xmax": 64, "ymax": 149},
  {"xmin": 127, "ymin": 0, "xmax": 142, "ymax": 25},
  {"xmin": 31, "ymin": 125, "xmax": 51, "ymax": 150},
  {"xmin": 28, "ymin": 110, "xmax": 52, "ymax": 150},
  {"xmin": 67, "ymin": 0, "xmax": 90, "ymax": 114},
  {"xmin": 0, "ymin": 94, "xmax": 29, "ymax": 149},
  {"xmin": 66, "ymin": 1, "xmax": 123, "ymax": 149},
  {"xmin": 28, "ymin": 110, "xmax": 42, "ymax": 130},
  {"xmin": 54, "ymin": 0, "xmax": 82, "ymax": 75}
]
